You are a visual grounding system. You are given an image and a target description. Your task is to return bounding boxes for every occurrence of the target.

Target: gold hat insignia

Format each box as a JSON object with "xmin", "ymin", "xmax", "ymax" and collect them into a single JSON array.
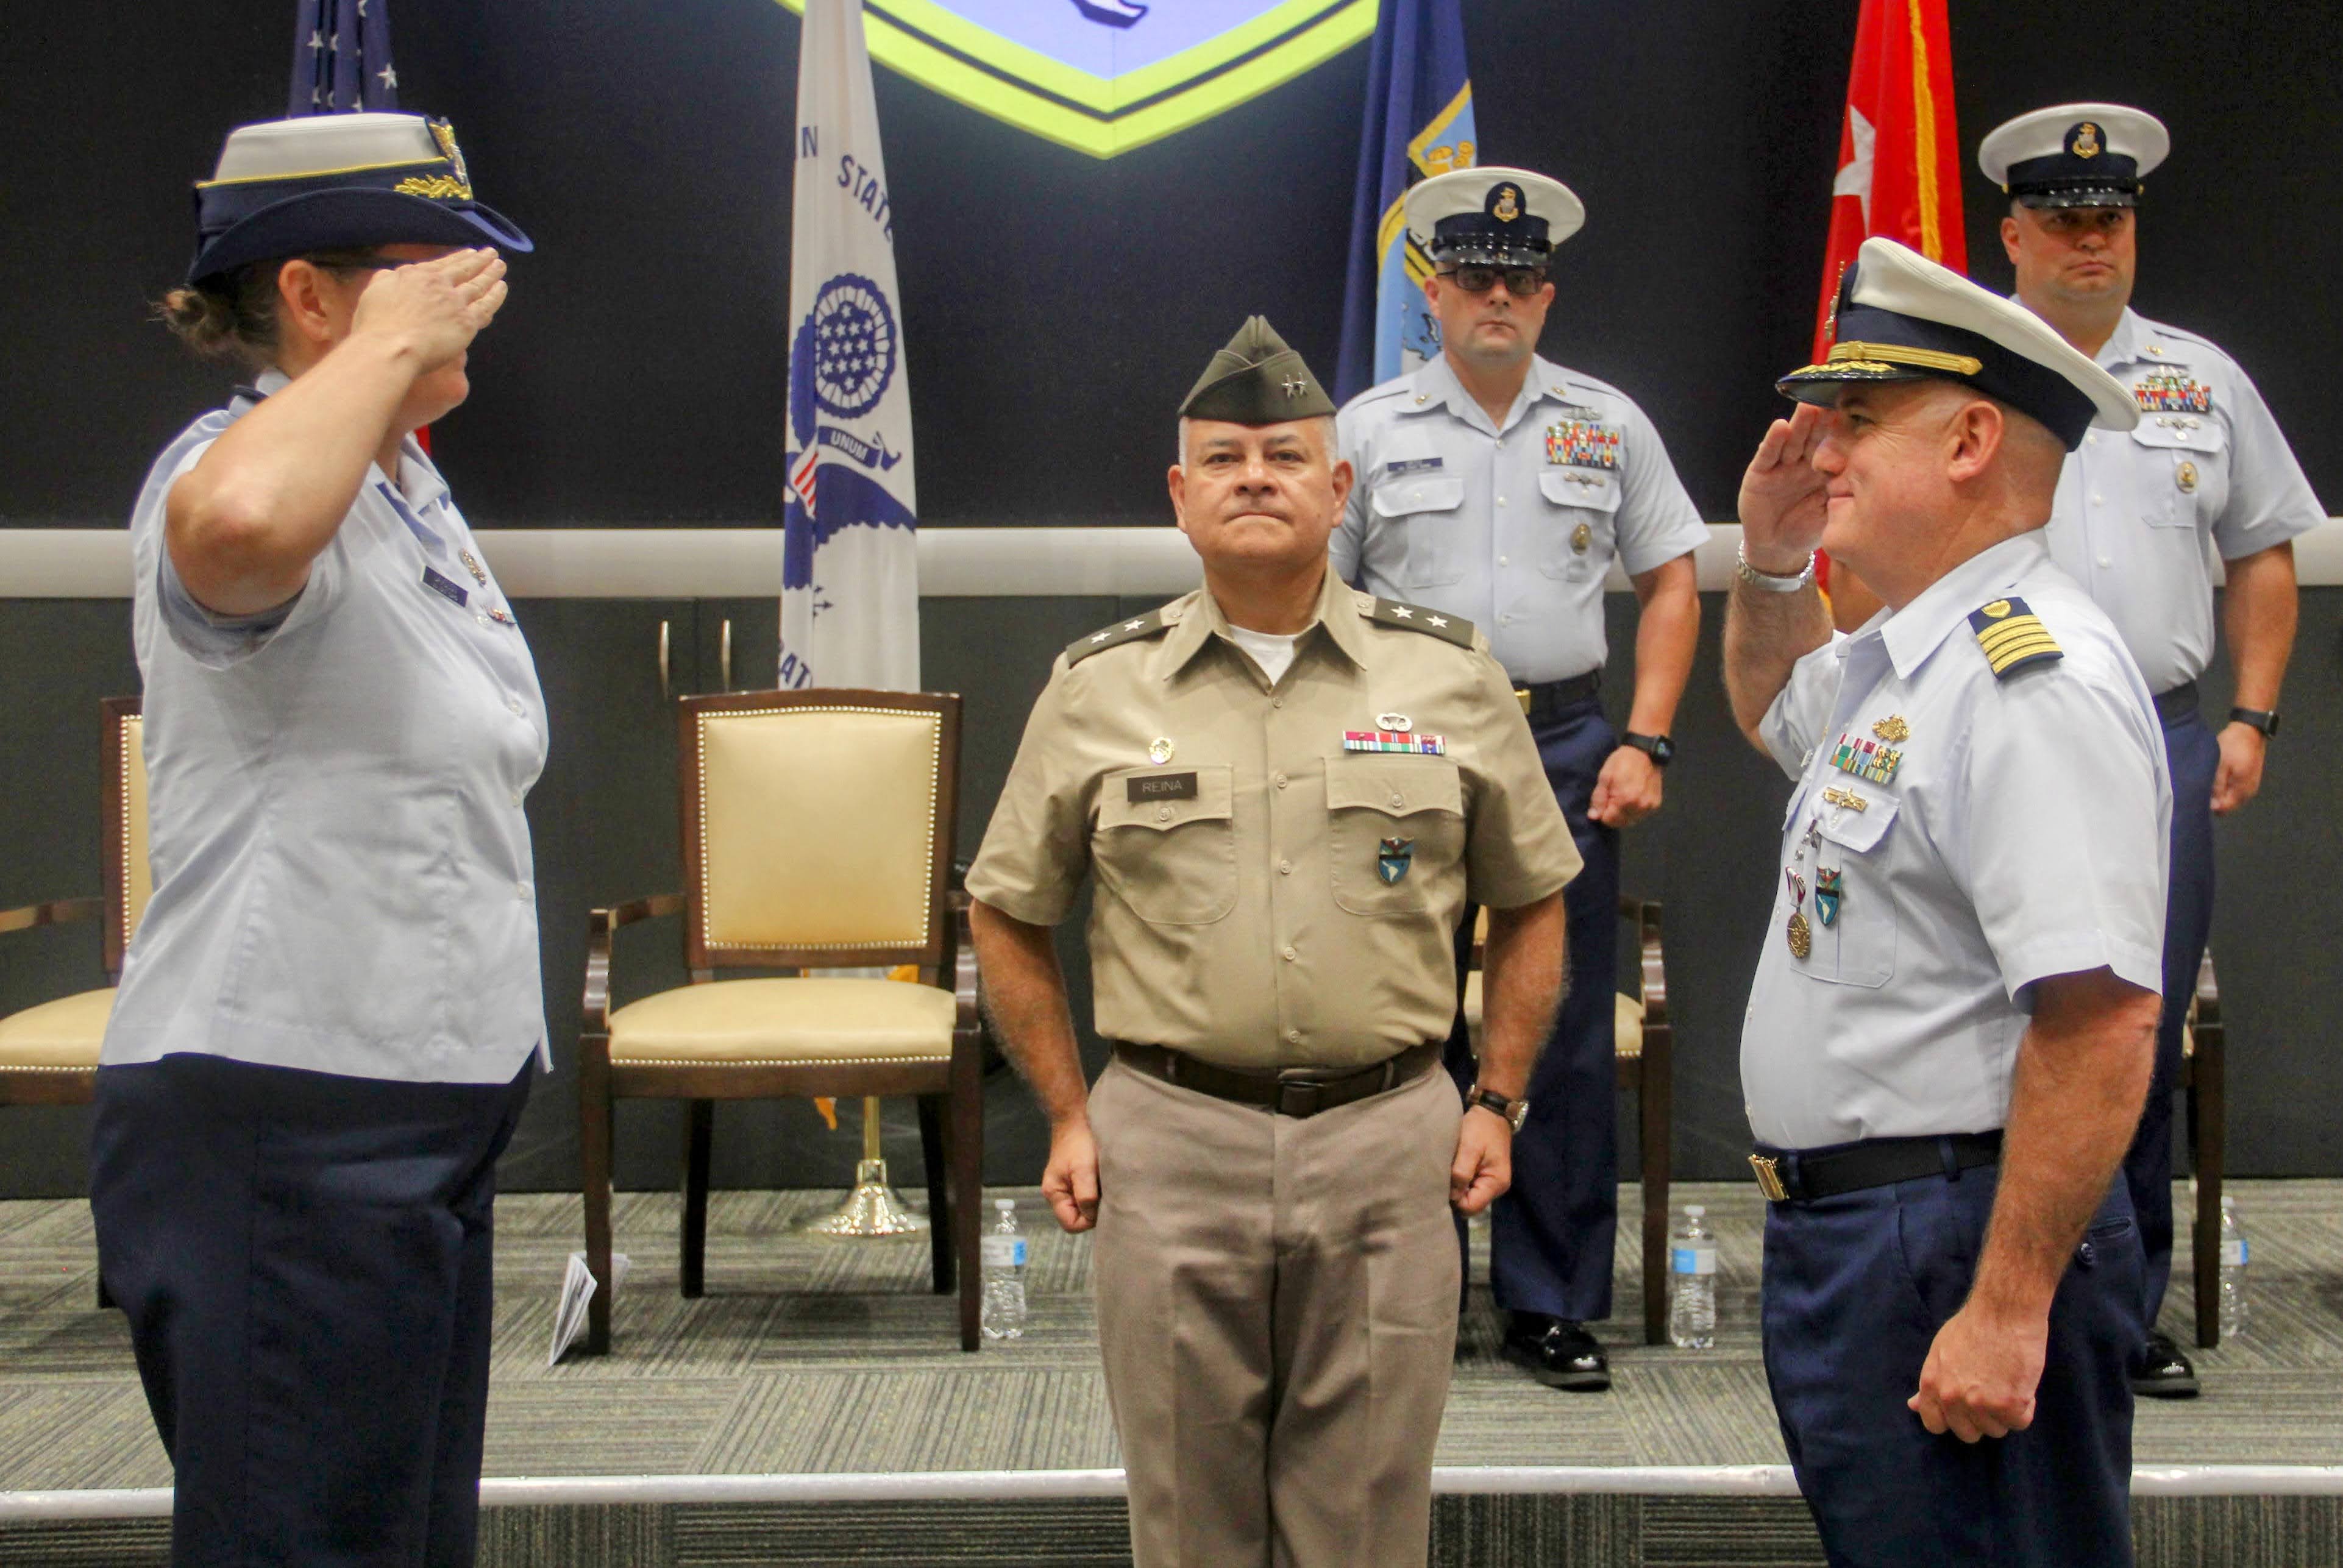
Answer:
[
  {"xmin": 1493, "ymin": 186, "xmax": 1520, "ymax": 222},
  {"xmin": 2072, "ymin": 122, "xmax": 2102, "ymax": 158}
]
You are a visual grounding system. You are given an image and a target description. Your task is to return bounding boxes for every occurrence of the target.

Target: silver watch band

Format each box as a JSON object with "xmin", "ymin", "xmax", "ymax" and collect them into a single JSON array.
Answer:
[{"xmin": 1736, "ymin": 541, "xmax": 1817, "ymax": 593}]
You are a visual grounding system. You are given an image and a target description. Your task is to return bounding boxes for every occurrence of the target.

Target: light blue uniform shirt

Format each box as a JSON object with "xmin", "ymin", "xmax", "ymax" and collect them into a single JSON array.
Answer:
[
  {"xmin": 105, "ymin": 371, "xmax": 549, "ymax": 1084},
  {"xmin": 1333, "ymin": 353, "xmax": 1708, "ymax": 684},
  {"xmin": 2044, "ymin": 307, "xmax": 2325, "ymax": 694},
  {"xmin": 1742, "ymin": 533, "xmax": 2170, "ymax": 1151}
]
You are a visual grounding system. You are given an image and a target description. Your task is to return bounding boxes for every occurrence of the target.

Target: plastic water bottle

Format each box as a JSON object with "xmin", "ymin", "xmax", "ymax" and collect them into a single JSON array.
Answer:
[
  {"xmin": 2217, "ymin": 1195, "xmax": 2249, "ymax": 1339},
  {"xmin": 1668, "ymin": 1205, "xmax": 1718, "ymax": 1350},
  {"xmin": 980, "ymin": 1198, "xmax": 1029, "ymax": 1340}
]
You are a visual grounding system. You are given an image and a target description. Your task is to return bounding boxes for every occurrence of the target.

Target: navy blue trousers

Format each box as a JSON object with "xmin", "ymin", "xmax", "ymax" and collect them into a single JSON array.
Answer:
[
  {"xmin": 1445, "ymin": 695, "xmax": 1619, "ymax": 1322},
  {"xmin": 1762, "ymin": 1161, "xmax": 2141, "ymax": 1567},
  {"xmin": 90, "ymin": 1053, "xmax": 530, "ymax": 1568},
  {"xmin": 2124, "ymin": 705, "xmax": 2217, "ymax": 1333}
]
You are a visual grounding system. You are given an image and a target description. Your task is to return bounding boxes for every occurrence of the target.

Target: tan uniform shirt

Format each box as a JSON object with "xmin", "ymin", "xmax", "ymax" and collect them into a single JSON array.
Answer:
[{"xmin": 968, "ymin": 564, "xmax": 1579, "ymax": 1070}]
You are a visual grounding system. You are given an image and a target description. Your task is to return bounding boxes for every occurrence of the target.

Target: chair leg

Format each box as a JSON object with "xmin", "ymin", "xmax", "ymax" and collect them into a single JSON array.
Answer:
[
  {"xmin": 1640, "ymin": 1050, "xmax": 1671, "ymax": 1348},
  {"xmin": 918, "ymin": 1094, "xmax": 953, "ymax": 1294},
  {"xmin": 581, "ymin": 1040, "xmax": 616, "ymax": 1356},
  {"xmin": 2192, "ymin": 1038, "xmax": 2227, "ymax": 1350},
  {"xmin": 951, "ymin": 1049, "xmax": 984, "ymax": 1351},
  {"xmin": 681, "ymin": 1099, "xmax": 713, "ymax": 1300}
]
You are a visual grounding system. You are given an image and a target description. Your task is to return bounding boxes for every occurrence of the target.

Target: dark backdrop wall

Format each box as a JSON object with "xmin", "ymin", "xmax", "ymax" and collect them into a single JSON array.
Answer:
[{"xmin": 3, "ymin": 0, "xmax": 2337, "ymax": 526}]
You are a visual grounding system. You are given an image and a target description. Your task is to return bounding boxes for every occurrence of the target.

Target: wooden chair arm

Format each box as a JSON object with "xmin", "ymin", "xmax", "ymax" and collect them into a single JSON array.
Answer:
[
  {"xmin": 1623, "ymin": 896, "xmax": 1668, "ymax": 1027},
  {"xmin": 0, "ymin": 897, "xmax": 102, "ymax": 936},
  {"xmin": 583, "ymin": 893, "xmax": 686, "ymax": 1033},
  {"xmin": 2192, "ymin": 949, "xmax": 2220, "ymax": 1034},
  {"xmin": 948, "ymin": 889, "xmax": 981, "ymax": 1037}
]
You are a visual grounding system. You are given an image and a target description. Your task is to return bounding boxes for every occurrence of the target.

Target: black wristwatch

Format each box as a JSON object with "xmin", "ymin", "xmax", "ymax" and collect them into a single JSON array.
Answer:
[
  {"xmin": 1621, "ymin": 731, "xmax": 1676, "ymax": 767},
  {"xmin": 1464, "ymin": 1084, "xmax": 1531, "ymax": 1133},
  {"xmin": 2228, "ymin": 707, "xmax": 2280, "ymax": 739}
]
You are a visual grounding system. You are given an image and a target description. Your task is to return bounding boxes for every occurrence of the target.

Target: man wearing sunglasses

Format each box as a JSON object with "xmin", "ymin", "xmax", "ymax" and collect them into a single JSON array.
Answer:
[{"xmin": 1334, "ymin": 167, "xmax": 1707, "ymax": 1392}]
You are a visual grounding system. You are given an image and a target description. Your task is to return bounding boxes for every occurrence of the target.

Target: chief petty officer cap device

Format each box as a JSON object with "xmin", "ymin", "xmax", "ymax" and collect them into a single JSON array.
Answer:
[
  {"xmin": 1404, "ymin": 166, "xmax": 1585, "ymax": 268},
  {"xmin": 188, "ymin": 112, "xmax": 533, "ymax": 285},
  {"xmin": 1777, "ymin": 236, "xmax": 2138, "ymax": 451},
  {"xmin": 1977, "ymin": 102, "xmax": 2169, "ymax": 210}
]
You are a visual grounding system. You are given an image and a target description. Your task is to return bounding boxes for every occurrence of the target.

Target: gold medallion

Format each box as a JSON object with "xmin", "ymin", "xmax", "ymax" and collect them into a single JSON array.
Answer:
[
  {"xmin": 1571, "ymin": 522, "xmax": 1592, "ymax": 554},
  {"xmin": 1787, "ymin": 909, "xmax": 1812, "ymax": 960},
  {"xmin": 1147, "ymin": 737, "xmax": 1175, "ymax": 765},
  {"xmin": 2072, "ymin": 121, "xmax": 2102, "ymax": 158},
  {"xmin": 1871, "ymin": 714, "xmax": 1910, "ymax": 743},
  {"xmin": 2177, "ymin": 460, "xmax": 2199, "ymax": 494}
]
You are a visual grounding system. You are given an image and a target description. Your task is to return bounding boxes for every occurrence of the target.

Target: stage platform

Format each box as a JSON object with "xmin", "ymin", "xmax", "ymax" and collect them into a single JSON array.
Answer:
[{"xmin": 4, "ymin": 1181, "xmax": 2338, "ymax": 1566}]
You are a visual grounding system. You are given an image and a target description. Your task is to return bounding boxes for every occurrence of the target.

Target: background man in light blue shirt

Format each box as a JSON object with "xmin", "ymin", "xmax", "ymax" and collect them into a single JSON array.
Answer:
[
  {"xmin": 1334, "ymin": 166, "xmax": 1707, "ymax": 1390},
  {"xmin": 1980, "ymin": 102, "xmax": 2325, "ymax": 1398}
]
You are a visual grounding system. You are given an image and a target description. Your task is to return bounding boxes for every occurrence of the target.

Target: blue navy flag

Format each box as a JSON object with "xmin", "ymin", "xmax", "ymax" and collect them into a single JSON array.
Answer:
[
  {"xmin": 1333, "ymin": 0, "xmax": 1475, "ymax": 403},
  {"xmin": 290, "ymin": 0, "xmax": 400, "ymax": 116},
  {"xmin": 780, "ymin": 0, "xmax": 920, "ymax": 693}
]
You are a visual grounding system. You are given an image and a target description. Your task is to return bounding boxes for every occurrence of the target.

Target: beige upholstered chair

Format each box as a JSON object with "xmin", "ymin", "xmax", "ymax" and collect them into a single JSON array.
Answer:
[
  {"xmin": 578, "ymin": 689, "xmax": 982, "ymax": 1353},
  {"xmin": 2182, "ymin": 951, "xmax": 2226, "ymax": 1349},
  {"xmin": 1461, "ymin": 895, "xmax": 1674, "ymax": 1344},
  {"xmin": 0, "ymin": 698, "xmax": 148, "ymax": 1110}
]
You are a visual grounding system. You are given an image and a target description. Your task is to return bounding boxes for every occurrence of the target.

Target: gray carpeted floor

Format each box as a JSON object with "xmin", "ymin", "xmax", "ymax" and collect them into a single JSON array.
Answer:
[{"xmin": 4, "ymin": 1177, "xmax": 2339, "ymax": 1494}]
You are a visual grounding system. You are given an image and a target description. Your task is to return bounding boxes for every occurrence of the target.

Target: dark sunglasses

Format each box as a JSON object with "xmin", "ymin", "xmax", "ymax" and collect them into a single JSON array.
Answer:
[{"xmin": 1438, "ymin": 264, "xmax": 1548, "ymax": 298}]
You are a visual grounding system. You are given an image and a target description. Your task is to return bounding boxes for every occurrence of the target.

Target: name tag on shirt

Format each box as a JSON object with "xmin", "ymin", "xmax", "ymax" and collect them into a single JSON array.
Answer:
[
  {"xmin": 1127, "ymin": 772, "xmax": 1198, "ymax": 802},
  {"xmin": 1385, "ymin": 456, "xmax": 1445, "ymax": 478},
  {"xmin": 421, "ymin": 566, "xmax": 469, "ymax": 608}
]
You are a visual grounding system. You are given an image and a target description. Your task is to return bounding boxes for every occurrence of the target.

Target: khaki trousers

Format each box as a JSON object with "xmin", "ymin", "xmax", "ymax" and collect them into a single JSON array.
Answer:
[{"xmin": 1087, "ymin": 1057, "xmax": 1462, "ymax": 1568}]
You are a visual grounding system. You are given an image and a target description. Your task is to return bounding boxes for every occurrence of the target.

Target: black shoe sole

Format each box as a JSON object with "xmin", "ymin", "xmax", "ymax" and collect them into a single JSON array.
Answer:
[
  {"xmin": 2133, "ymin": 1372, "xmax": 2201, "ymax": 1399},
  {"xmin": 1501, "ymin": 1338, "xmax": 1611, "ymax": 1391}
]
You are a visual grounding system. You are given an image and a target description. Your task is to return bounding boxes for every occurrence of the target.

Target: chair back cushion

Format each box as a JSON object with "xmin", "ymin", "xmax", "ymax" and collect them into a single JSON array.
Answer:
[
  {"xmin": 123, "ymin": 714, "xmax": 152, "ymax": 943},
  {"xmin": 684, "ymin": 694, "xmax": 958, "ymax": 966},
  {"xmin": 102, "ymin": 698, "xmax": 151, "ymax": 980}
]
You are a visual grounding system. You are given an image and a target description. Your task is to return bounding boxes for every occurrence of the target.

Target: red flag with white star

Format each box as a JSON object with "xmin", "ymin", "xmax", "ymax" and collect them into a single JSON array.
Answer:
[{"xmin": 1812, "ymin": 0, "xmax": 1965, "ymax": 597}]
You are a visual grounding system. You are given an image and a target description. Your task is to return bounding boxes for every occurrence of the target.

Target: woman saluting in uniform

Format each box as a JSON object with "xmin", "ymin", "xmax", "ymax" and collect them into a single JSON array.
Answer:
[{"xmin": 91, "ymin": 110, "xmax": 544, "ymax": 1566}]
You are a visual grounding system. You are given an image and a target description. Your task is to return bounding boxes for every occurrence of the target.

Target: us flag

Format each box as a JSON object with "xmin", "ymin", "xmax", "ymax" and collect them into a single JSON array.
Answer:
[{"xmin": 289, "ymin": 0, "xmax": 400, "ymax": 116}]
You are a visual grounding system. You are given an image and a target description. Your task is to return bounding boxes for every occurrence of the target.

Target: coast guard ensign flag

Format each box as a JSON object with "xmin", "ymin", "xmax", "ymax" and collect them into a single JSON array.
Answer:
[{"xmin": 781, "ymin": 0, "xmax": 919, "ymax": 692}]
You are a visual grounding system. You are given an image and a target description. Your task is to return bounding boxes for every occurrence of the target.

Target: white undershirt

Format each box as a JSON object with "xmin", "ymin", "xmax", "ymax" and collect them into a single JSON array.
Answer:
[{"xmin": 1225, "ymin": 625, "xmax": 1301, "ymax": 684}]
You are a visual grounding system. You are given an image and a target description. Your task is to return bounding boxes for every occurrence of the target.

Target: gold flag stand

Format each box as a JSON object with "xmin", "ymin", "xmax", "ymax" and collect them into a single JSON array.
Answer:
[{"xmin": 797, "ymin": 1096, "xmax": 928, "ymax": 1238}]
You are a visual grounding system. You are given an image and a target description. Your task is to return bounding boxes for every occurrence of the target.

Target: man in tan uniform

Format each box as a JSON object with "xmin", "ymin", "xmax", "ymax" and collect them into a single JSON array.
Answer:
[{"xmin": 967, "ymin": 317, "xmax": 1579, "ymax": 1568}]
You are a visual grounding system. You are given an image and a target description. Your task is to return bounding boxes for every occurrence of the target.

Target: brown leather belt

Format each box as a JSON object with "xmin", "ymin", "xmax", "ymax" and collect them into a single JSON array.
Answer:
[{"xmin": 1110, "ymin": 1041, "xmax": 1442, "ymax": 1119}]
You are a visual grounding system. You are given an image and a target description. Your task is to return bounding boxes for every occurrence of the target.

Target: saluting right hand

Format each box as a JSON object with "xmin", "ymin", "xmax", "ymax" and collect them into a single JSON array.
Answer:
[
  {"xmin": 1737, "ymin": 401, "xmax": 1831, "ymax": 572},
  {"xmin": 350, "ymin": 247, "xmax": 508, "ymax": 372}
]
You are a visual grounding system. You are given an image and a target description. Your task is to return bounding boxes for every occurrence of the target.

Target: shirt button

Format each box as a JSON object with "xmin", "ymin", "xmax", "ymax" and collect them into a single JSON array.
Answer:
[
  {"xmin": 1274, "ymin": 772, "xmax": 1289, "ymax": 789},
  {"xmin": 1286, "ymin": 1029, "xmax": 1303, "ymax": 1044},
  {"xmin": 1282, "ymin": 946, "xmax": 1297, "ymax": 962},
  {"xmin": 1499, "ymin": 613, "xmax": 1515, "ymax": 626},
  {"xmin": 476, "ymin": 612, "xmax": 490, "ymax": 626},
  {"xmin": 510, "ymin": 789, "xmax": 524, "ymax": 807},
  {"xmin": 507, "ymin": 697, "xmax": 525, "ymax": 716},
  {"xmin": 1279, "ymin": 859, "xmax": 1292, "ymax": 875},
  {"xmin": 1272, "ymin": 697, "xmax": 1284, "ymax": 709},
  {"xmin": 1496, "ymin": 495, "xmax": 1508, "ymax": 507},
  {"xmin": 1498, "ymin": 555, "xmax": 1510, "ymax": 567},
  {"xmin": 1157, "ymin": 806, "xmax": 1172, "ymax": 822},
  {"xmin": 1388, "ymin": 791, "xmax": 1405, "ymax": 807},
  {"xmin": 2091, "ymin": 494, "xmax": 2104, "ymax": 506},
  {"xmin": 514, "ymin": 881, "xmax": 530, "ymax": 900},
  {"xmin": 2097, "ymin": 555, "xmax": 2114, "ymax": 569},
  {"xmin": 2085, "ymin": 433, "xmax": 2098, "ymax": 445}
]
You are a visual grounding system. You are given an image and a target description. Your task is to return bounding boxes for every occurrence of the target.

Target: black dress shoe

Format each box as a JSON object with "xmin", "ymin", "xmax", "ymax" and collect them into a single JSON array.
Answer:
[
  {"xmin": 2133, "ymin": 1329, "xmax": 2200, "ymax": 1399},
  {"xmin": 1502, "ymin": 1314, "xmax": 1610, "ymax": 1391}
]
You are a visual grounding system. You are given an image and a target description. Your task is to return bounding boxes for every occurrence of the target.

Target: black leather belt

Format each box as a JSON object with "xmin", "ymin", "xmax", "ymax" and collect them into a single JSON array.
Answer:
[
  {"xmin": 1513, "ymin": 669, "xmax": 1602, "ymax": 722},
  {"xmin": 1111, "ymin": 1041, "xmax": 1441, "ymax": 1119},
  {"xmin": 2153, "ymin": 679, "xmax": 2200, "ymax": 726},
  {"xmin": 1749, "ymin": 1131, "xmax": 2002, "ymax": 1203}
]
